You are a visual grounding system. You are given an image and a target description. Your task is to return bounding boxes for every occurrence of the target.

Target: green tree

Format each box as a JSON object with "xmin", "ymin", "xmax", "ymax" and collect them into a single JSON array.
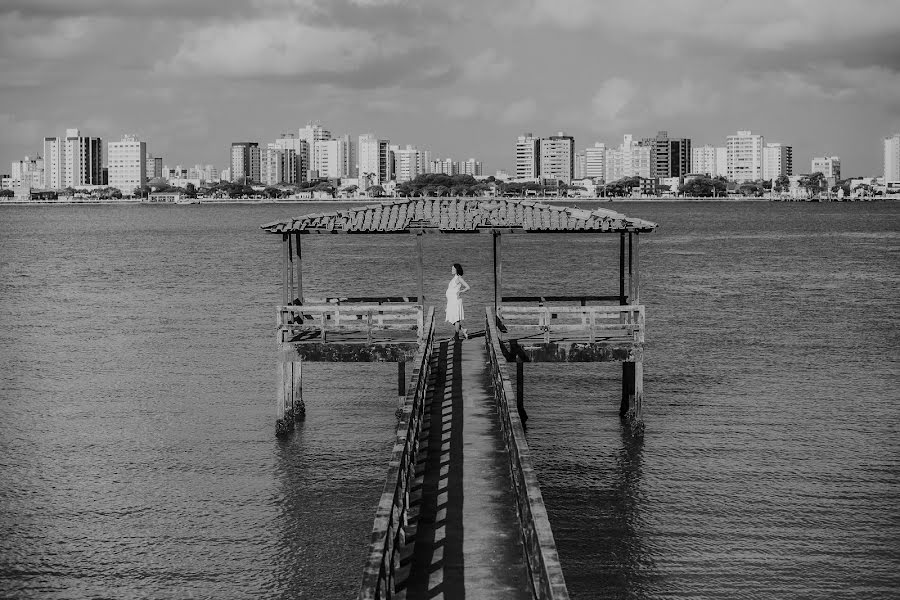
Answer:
[
  {"xmin": 184, "ymin": 183, "xmax": 197, "ymax": 198},
  {"xmin": 0, "ymin": 188, "xmax": 14, "ymax": 197},
  {"xmin": 678, "ymin": 176, "xmax": 727, "ymax": 197},
  {"xmin": 366, "ymin": 185, "xmax": 385, "ymax": 198},
  {"xmin": 799, "ymin": 172, "xmax": 826, "ymax": 198},
  {"xmin": 774, "ymin": 174, "xmax": 790, "ymax": 193}
]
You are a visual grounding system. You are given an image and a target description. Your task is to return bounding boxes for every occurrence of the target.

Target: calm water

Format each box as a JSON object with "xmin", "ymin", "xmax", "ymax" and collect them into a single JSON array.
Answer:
[{"xmin": 1, "ymin": 201, "xmax": 897, "ymax": 599}]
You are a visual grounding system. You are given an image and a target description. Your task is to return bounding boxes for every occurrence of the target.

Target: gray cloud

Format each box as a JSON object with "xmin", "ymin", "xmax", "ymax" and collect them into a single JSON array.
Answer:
[{"xmin": 0, "ymin": 0, "xmax": 247, "ymax": 19}]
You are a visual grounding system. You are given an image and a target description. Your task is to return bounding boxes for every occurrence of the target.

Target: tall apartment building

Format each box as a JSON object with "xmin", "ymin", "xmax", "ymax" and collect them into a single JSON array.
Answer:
[
  {"xmin": 763, "ymin": 143, "xmax": 793, "ymax": 180},
  {"xmin": 10, "ymin": 155, "xmax": 44, "ymax": 188},
  {"xmin": 394, "ymin": 145, "xmax": 423, "ymax": 183},
  {"xmin": 515, "ymin": 133, "xmax": 540, "ymax": 179},
  {"xmin": 231, "ymin": 142, "xmax": 260, "ymax": 183},
  {"xmin": 64, "ymin": 129, "xmax": 103, "ymax": 187},
  {"xmin": 430, "ymin": 158, "xmax": 456, "ymax": 175},
  {"xmin": 260, "ymin": 145, "xmax": 297, "ymax": 185},
  {"xmin": 605, "ymin": 134, "xmax": 651, "ymax": 182},
  {"xmin": 691, "ymin": 145, "xmax": 727, "ymax": 177},
  {"xmin": 311, "ymin": 135, "xmax": 354, "ymax": 179},
  {"xmin": 811, "ymin": 156, "xmax": 840, "ymax": 180},
  {"xmin": 299, "ymin": 121, "xmax": 332, "ymax": 179},
  {"xmin": 539, "ymin": 132, "xmax": 575, "ymax": 184},
  {"xmin": 145, "ymin": 154, "xmax": 163, "ymax": 179},
  {"xmin": 574, "ymin": 152, "xmax": 586, "ymax": 179},
  {"xmin": 43, "ymin": 137, "xmax": 63, "ymax": 188},
  {"xmin": 726, "ymin": 130, "xmax": 765, "ymax": 182},
  {"xmin": 358, "ymin": 134, "xmax": 392, "ymax": 185},
  {"xmin": 459, "ymin": 158, "xmax": 483, "ymax": 176},
  {"xmin": 885, "ymin": 133, "xmax": 900, "ymax": 183},
  {"xmin": 650, "ymin": 131, "xmax": 692, "ymax": 178},
  {"xmin": 584, "ymin": 143, "xmax": 606, "ymax": 179},
  {"xmin": 107, "ymin": 135, "xmax": 146, "ymax": 194},
  {"xmin": 43, "ymin": 129, "xmax": 103, "ymax": 188},
  {"xmin": 273, "ymin": 133, "xmax": 308, "ymax": 183}
]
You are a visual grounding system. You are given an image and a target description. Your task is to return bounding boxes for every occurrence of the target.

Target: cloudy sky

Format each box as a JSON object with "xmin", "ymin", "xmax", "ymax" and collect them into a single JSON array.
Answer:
[{"xmin": 2, "ymin": 0, "xmax": 899, "ymax": 177}]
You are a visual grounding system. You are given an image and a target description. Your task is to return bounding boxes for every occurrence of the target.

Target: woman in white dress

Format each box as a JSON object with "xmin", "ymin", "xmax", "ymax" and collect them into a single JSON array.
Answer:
[{"xmin": 445, "ymin": 263, "xmax": 471, "ymax": 339}]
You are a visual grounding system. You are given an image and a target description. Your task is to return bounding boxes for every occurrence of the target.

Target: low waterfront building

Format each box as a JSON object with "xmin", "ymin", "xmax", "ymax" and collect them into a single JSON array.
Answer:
[{"xmin": 812, "ymin": 156, "xmax": 841, "ymax": 181}]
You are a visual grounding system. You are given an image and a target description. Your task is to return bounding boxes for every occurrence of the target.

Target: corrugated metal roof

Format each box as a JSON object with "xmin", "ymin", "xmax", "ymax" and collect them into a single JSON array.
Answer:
[{"xmin": 260, "ymin": 198, "xmax": 658, "ymax": 234}]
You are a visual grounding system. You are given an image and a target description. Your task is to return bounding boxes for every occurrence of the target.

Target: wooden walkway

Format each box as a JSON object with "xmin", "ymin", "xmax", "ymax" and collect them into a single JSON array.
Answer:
[{"xmin": 399, "ymin": 337, "xmax": 532, "ymax": 599}]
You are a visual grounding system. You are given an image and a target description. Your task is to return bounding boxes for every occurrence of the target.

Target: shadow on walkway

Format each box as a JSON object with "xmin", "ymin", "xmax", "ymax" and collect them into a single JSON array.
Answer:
[{"xmin": 401, "ymin": 339, "xmax": 466, "ymax": 598}]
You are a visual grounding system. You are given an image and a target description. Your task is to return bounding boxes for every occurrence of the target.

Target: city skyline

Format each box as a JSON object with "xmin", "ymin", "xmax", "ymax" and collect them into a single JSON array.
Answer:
[{"xmin": 2, "ymin": 0, "xmax": 899, "ymax": 176}]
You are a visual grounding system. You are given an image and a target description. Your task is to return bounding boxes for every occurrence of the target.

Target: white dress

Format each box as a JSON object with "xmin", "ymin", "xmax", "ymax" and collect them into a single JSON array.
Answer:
[{"xmin": 445, "ymin": 275, "xmax": 464, "ymax": 324}]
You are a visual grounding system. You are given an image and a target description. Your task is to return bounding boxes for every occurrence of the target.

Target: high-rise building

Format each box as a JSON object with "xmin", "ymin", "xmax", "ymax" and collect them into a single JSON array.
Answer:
[
  {"xmin": 358, "ymin": 134, "xmax": 392, "ymax": 185},
  {"xmin": 231, "ymin": 142, "xmax": 260, "ymax": 183},
  {"xmin": 260, "ymin": 145, "xmax": 298, "ymax": 185},
  {"xmin": 605, "ymin": 134, "xmax": 651, "ymax": 182},
  {"xmin": 459, "ymin": 158, "xmax": 483, "ymax": 177},
  {"xmin": 48, "ymin": 128, "xmax": 102, "ymax": 188},
  {"xmin": 585, "ymin": 143, "xmax": 606, "ymax": 179},
  {"xmin": 11, "ymin": 155, "xmax": 44, "ymax": 188},
  {"xmin": 885, "ymin": 133, "xmax": 900, "ymax": 183},
  {"xmin": 763, "ymin": 143, "xmax": 793, "ymax": 180},
  {"xmin": 811, "ymin": 156, "xmax": 840, "ymax": 180},
  {"xmin": 395, "ymin": 145, "xmax": 423, "ymax": 183},
  {"xmin": 66, "ymin": 129, "xmax": 103, "ymax": 187},
  {"xmin": 43, "ymin": 137, "xmax": 63, "ymax": 188},
  {"xmin": 515, "ymin": 133, "xmax": 540, "ymax": 179},
  {"xmin": 145, "ymin": 154, "xmax": 163, "ymax": 179},
  {"xmin": 574, "ymin": 152, "xmax": 586, "ymax": 179},
  {"xmin": 299, "ymin": 121, "xmax": 332, "ymax": 179},
  {"xmin": 650, "ymin": 130, "xmax": 692, "ymax": 178},
  {"xmin": 692, "ymin": 145, "xmax": 728, "ymax": 177},
  {"xmin": 273, "ymin": 133, "xmax": 308, "ymax": 183},
  {"xmin": 313, "ymin": 136, "xmax": 354, "ymax": 179},
  {"xmin": 539, "ymin": 132, "xmax": 574, "ymax": 184},
  {"xmin": 107, "ymin": 135, "xmax": 147, "ymax": 194},
  {"xmin": 726, "ymin": 130, "xmax": 765, "ymax": 182},
  {"xmin": 430, "ymin": 158, "xmax": 456, "ymax": 175}
]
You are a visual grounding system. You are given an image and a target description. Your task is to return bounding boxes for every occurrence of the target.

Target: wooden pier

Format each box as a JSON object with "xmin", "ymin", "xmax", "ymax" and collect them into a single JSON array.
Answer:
[{"xmin": 261, "ymin": 198, "xmax": 656, "ymax": 597}]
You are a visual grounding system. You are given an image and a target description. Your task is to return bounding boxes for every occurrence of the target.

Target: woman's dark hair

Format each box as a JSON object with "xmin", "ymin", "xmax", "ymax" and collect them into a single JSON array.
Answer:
[{"xmin": 453, "ymin": 263, "xmax": 464, "ymax": 276}]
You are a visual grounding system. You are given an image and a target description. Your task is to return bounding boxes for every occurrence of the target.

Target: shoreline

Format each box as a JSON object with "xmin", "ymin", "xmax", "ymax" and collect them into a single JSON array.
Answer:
[{"xmin": 0, "ymin": 195, "xmax": 893, "ymax": 206}]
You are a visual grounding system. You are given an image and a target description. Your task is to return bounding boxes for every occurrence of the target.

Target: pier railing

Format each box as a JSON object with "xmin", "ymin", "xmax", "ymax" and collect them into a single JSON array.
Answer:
[
  {"xmin": 359, "ymin": 307, "xmax": 435, "ymax": 599},
  {"xmin": 497, "ymin": 304, "xmax": 645, "ymax": 344},
  {"xmin": 485, "ymin": 308, "xmax": 571, "ymax": 599},
  {"xmin": 277, "ymin": 301, "xmax": 424, "ymax": 343}
]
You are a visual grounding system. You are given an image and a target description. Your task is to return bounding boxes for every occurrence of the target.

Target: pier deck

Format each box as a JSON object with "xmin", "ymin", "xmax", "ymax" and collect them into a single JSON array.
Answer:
[{"xmin": 400, "ymin": 337, "xmax": 531, "ymax": 599}]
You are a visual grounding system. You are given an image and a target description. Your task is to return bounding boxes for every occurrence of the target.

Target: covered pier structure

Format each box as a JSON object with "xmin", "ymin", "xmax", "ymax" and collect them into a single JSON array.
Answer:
[{"xmin": 261, "ymin": 198, "xmax": 658, "ymax": 598}]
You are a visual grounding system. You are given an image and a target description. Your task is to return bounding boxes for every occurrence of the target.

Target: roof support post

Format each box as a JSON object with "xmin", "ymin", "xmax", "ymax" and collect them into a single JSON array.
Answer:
[
  {"xmin": 619, "ymin": 232, "xmax": 626, "ymax": 305},
  {"xmin": 415, "ymin": 232, "xmax": 424, "ymax": 307},
  {"xmin": 281, "ymin": 234, "xmax": 289, "ymax": 306},
  {"xmin": 294, "ymin": 233, "xmax": 303, "ymax": 304},
  {"xmin": 287, "ymin": 233, "xmax": 295, "ymax": 304},
  {"xmin": 628, "ymin": 233, "xmax": 634, "ymax": 305},
  {"xmin": 633, "ymin": 232, "xmax": 640, "ymax": 306},
  {"xmin": 492, "ymin": 230, "xmax": 502, "ymax": 317}
]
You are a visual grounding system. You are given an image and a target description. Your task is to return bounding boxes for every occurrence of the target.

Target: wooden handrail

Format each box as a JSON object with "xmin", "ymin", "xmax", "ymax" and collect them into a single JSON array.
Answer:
[
  {"xmin": 359, "ymin": 308, "xmax": 435, "ymax": 599},
  {"xmin": 502, "ymin": 295, "xmax": 625, "ymax": 304},
  {"xmin": 278, "ymin": 304, "xmax": 424, "ymax": 343},
  {"xmin": 497, "ymin": 304, "xmax": 645, "ymax": 343},
  {"xmin": 484, "ymin": 308, "xmax": 570, "ymax": 599}
]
